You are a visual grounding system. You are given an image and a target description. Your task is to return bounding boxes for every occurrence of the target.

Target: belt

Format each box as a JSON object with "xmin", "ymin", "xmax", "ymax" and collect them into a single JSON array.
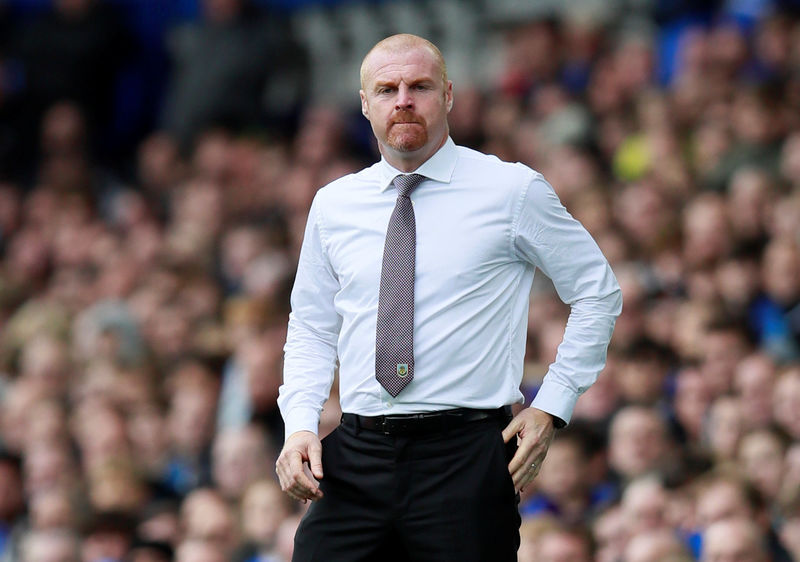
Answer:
[{"xmin": 341, "ymin": 406, "xmax": 512, "ymax": 435}]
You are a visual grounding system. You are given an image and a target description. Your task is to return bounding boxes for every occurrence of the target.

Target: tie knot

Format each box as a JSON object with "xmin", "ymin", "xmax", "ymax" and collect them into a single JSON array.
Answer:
[{"xmin": 393, "ymin": 174, "xmax": 425, "ymax": 198}]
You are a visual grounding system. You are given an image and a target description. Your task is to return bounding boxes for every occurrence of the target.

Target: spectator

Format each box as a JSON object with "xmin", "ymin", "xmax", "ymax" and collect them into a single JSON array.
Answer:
[
  {"xmin": 625, "ymin": 529, "xmax": 692, "ymax": 562},
  {"xmin": 135, "ymin": 500, "xmax": 180, "ymax": 547},
  {"xmin": 161, "ymin": 0, "xmax": 306, "ymax": 149},
  {"xmin": 174, "ymin": 539, "xmax": 225, "ymax": 562},
  {"xmin": 608, "ymin": 406, "xmax": 671, "ymax": 483},
  {"xmin": 738, "ymin": 426, "xmax": 790, "ymax": 504},
  {"xmin": 19, "ymin": 529, "xmax": 80, "ymax": 562},
  {"xmin": 520, "ymin": 424, "xmax": 598, "ymax": 523},
  {"xmin": 28, "ymin": 487, "xmax": 75, "ymax": 532},
  {"xmin": 180, "ymin": 488, "xmax": 237, "ymax": 556},
  {"xmin": 702, "ymin": 518, "xmax": 769, "ymax": 562},
  {"xmin": 613, "ymin": 338, "xmax": 672, "ymax": 406},
  {"xmin": 773, "ymin": 366, "xmax": 800, "ymax": 440},
  {"xmin": 163, "ymin": 359, "xmax": 219, "ymax": 496},
  {"xmin": 0, "ymin": 3, "xmax": 798, "ymax": 561},
  {"xmin": 211, "ymin": 425, "xmax": 273, "ymax": 501},
  {"xmin": 592, "ymin": 505, "xmax": 627, "ymax": 562},
  {"xmin": 750, "ymin": 236, "xmax": 800, "ymax": 361},
  {"xmin": 704, "ymin": 395, "xmax": 746, "ymax": 464},
  {"xmin": 11, "ymin": 0, "xmax": 131, "ymax": 166},
  {"xmin": 535, "ymin": 525, "xmax": 593, "ymax": 562},
  {"xmin": 235, "ymin": 479, "xmax": 294, "ymax": 562},
  {"xmin": 699, "ymin": 320, "xmax": 752, "ymax": 396},
  {"xmin": 693, "ymin": 471, "xmax": 793, "ymax": 561},
  {"xmin": 673, "ymin": 366, "xmax": 712, "ymax": 444},
  {"xmin": 79, "ymin": 512, "xmax": 135, "ymax": 562},
  {"xmin": 621, "ymin": 476, "xmax": 669, "ymax": 536},
  {"xmin": 778, "ymin": 494, "xmax": 800, "ymax": 562},
  {"xmin": 725, "ymin": 166, "xmax": 774, "ymax": 245},
  {"xmin": 733, "ymin": 353, "xmax": 777, "ymax": 430}
]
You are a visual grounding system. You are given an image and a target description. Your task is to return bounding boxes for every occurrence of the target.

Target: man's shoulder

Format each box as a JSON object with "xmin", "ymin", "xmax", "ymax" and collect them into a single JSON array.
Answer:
[
  {"xmin": 454, "ymin": 144, "xmax": 542, "ymax": 184},
  {"xmin": 315, "ymin": 163, "xmax": 381, "ymax": 201}
]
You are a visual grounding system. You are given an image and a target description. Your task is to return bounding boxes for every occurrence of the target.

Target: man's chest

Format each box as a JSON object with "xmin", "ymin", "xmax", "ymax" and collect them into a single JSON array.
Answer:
[{"xmin": 322, "ymin": 189, "xmax": 517, "ymax": 295}]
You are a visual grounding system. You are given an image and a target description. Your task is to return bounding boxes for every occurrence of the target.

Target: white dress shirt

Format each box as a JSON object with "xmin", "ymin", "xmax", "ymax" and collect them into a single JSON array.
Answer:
[{"xmin": 279, "ymin": 137, "xmax": 622, "ymax": 437}]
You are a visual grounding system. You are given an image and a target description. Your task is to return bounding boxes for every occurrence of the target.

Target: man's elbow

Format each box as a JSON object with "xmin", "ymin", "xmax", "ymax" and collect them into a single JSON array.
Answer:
[{"xmin": 608, "ymin": 285, "xmax": 623, "ymax": 317}]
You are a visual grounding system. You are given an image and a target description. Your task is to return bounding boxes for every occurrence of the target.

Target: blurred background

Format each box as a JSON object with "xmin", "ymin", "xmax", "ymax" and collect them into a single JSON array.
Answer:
[{"xmin": 0, "ymin": 0, "xmax": 800, "ymax": 561}]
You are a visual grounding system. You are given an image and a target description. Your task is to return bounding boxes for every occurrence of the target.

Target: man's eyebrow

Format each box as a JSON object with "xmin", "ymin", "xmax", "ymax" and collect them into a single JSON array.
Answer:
[
  {"xmin": 373, "ymin": 77, "xmax": 436, "ymax": 90},
  {"xmin": 371, "ymin": 79, "xmax": 398, "ymax": 91}
]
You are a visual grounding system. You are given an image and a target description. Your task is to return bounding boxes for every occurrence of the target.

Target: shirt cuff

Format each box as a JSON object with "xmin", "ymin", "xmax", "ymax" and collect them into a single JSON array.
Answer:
[
  {"xmin": 283, "ymin": 406, "xmax": 321, "ymax": 440},
  {"xmin": 530, "ymin": 378, "xmax": 579, "ymax": 427}
]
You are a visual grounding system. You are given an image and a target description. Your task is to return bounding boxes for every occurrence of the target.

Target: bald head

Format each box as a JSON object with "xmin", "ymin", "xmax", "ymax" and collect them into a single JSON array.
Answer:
[
  {"xmin": 360, "ymin": 34, "xmax": 448, "ymax": 90},
  {"xmin": 357, "ymin": 32, "xmax": 453, "ymax": 171}
]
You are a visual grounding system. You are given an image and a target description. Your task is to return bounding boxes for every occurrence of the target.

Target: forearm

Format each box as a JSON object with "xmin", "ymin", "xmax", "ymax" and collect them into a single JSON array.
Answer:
[
  {"xmin": 278, "ymin": 313, "xmax": 339, "ymax": 437},
  {"xmin": 531, "ymin": 287, "xmax": 622, "ymax": 424}
]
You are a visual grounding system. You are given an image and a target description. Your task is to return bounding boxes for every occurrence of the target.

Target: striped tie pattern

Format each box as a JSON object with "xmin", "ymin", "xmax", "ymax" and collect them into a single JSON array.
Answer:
[{"xmin": 375, "ymin": 173, "xmax": 426, "ymax": 397}]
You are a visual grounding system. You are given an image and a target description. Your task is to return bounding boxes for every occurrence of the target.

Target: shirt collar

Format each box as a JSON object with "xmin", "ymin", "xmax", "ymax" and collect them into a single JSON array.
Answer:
[{"xmin": 378, "ymin": 136, "xmax": 458, "ymax": 192}]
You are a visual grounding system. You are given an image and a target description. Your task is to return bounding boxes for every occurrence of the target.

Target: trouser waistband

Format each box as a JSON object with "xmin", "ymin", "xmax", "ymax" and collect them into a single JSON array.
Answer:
[{"xmin": 340, "ymin": 406, "xmax": 512, "ymax": 435}]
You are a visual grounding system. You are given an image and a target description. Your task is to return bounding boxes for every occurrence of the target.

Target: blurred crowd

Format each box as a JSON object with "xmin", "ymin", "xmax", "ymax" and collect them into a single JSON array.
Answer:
[{"xmin": 1, "ymin": 0, "xmax": 800, "ymax": 561}]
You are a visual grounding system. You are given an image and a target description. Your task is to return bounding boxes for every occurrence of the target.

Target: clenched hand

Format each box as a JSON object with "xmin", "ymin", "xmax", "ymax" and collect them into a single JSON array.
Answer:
[{"xmin": 276, "ymin": 430, "xmax": 324, "ymax": 503}]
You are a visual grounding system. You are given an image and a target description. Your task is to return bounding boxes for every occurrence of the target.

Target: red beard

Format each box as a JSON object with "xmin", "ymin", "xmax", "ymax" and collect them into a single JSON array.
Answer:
[{"xmin": 387, "ymin": 111, "xmax": 428, "ymax": 152}]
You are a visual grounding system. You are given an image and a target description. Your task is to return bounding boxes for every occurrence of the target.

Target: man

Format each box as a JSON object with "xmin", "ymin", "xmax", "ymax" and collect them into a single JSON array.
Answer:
[
  {"xmin": 534, "ymin": 525, "xmax": 594, "ymax": 562},
  {"xmin": 276, "ymin": 34, "xmax": 621, "ymax": 561},
  {"xmin": 625, "ymin": 530, "xmax": 692, "ymax": 562},
  {"xmin": 693, "ymin": 471, "xmax": 793, "ymax": 562},
  {"xmin": 702, "ymin": 518, "xmax": 769, "ymax": 562},
  {"xmin": 607, "ymin": 405, "xmax": 670, "ymax": 483},
  {"xmin": 19, "ymin": 529, "xmax": 80, "ymax": 562}
]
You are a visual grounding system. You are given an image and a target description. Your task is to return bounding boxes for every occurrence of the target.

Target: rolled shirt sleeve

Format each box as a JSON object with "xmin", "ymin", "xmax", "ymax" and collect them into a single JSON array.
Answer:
[
  {"xmin": 513, "ymin": 172, "xmax": 622, "ymax": 425},
  {"xmin": 278, "ymin": 196, "xmax": 342, "ymax": 438}
]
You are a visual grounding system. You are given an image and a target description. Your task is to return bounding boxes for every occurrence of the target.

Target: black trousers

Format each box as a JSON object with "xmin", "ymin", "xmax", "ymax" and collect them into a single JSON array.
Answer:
[{"xmin": 293, "ymin": 413, "xmax": 521, "ymax": 562}]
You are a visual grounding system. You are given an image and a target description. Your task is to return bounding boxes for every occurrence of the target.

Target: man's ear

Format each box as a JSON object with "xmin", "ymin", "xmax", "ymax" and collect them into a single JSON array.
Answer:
[
  {"xmin": 445, "ymin": 81, "xmax": 454, "ymax": 112},
  {"xmin": 360, "ymin": 90, "xmax": 369, "ymax": 119}
]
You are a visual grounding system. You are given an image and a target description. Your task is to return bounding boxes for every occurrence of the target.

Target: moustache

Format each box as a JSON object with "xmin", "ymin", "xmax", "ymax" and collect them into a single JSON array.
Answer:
[{"xmin": 390, "ymin": 111, "xmax": 424, "ymax": 126}]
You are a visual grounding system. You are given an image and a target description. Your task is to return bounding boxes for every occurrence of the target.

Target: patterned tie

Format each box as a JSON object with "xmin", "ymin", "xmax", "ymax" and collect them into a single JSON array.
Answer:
[{"xmin": 375, "ymin": 173, "xmax": 426, "ymax": 397}]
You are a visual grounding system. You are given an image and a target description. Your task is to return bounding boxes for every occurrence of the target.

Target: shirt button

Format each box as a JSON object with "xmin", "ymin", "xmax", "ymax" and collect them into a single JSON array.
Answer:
[{"xmin": 385, "ymin": 402, "xmax": 392, "ymax": 408}]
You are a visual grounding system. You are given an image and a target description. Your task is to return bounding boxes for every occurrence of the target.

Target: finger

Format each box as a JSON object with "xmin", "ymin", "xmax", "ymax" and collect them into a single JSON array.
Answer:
[
  {"xmin": 288, "ymin": 452, "xmax": 321, "ymax": 498},
  {"xmin": 285, "ymin": 488, "xmax": 307, "ymax": 502},
  {"xmin": 512, "ymin": 455, "xmax": 543, "ymax": 490},
  {"xmin": 308, "ymin": 440, "xmax": 324, "ymax": 479},
  {"xmin": 507, "ymin": 436, "xmax": 537, "ymax": 475},
  {"xmin": 288, "ymin": 479, "xmax": 316, "ymax": 502},
  {"xmin": 290, "ymin": 473, "xmax": 321, "ymax": 500},
  {"xmin": 300, "ymin": 464, "xmax": 324, "ymax": 500},
  {"xmin": 512, "ymin": 459, "xmax": 534, "ymax": 489},
  {"xmin": 291, "ymin": 486, "xmax": 322, "ymax": 503},
  {"xmin": 288, "ymin": 489, "xmax": 316, "ymax": 504},
  {"xmin": 510, "ymin": 454, "xmax": 531, "ymax": 488},
  {"xmin": 501, "ymin": 418, "xmax": 521, "ymax": 443},
  {"xmin": 276, "ymin": 451, "xmax": 302, "ymax": 487},
  {"xmin": 515, "ymin": 467, "xmax": 538, "ymax": 492},
  {"xmin": 289, "ymin": 482, "xmax": 317, "ymax": 502},
  {"xmin": 510, "ymin": 444, "xmax": 547, "ymax": 488},
  {"xmin": 276, "ymin": 457, "xmax": 293, "ymax": 493}
]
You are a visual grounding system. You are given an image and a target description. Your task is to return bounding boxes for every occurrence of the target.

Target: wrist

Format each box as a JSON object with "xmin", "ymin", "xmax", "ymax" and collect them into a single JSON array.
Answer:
[{"xmin": 531, "ymin": 407, "xmax": 565, "ymax": 429}]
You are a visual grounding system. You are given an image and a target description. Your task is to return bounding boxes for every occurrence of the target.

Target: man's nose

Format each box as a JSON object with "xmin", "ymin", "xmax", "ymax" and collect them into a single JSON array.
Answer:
[{"xmin": 395, "ymin": 84, "xmax": 413, "ymax": 109}]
